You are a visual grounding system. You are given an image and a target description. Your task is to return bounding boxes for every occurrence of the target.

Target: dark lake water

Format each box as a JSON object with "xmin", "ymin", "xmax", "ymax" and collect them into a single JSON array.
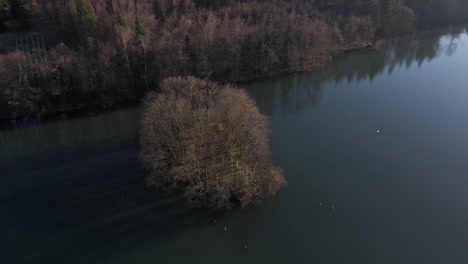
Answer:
[{"xmin": 1, "ymin": 28, "xmax": 468, "ymax": 264}]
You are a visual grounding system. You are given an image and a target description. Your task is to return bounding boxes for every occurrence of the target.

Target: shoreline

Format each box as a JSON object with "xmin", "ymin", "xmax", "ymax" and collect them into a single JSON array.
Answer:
[
  {"xmin": 1, "ymin": 25, "xmax": 466, "ymax": 128},
  {"xmin": 0, "ymin": 41, "xmax": 379, "ymax": 126}
]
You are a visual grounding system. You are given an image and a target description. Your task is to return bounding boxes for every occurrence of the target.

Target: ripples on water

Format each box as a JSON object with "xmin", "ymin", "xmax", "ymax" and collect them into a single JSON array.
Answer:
[
  {"xmin": 1, "ymin": 27, "xmax": 468, "ymax": 264},
  {"xmin": 0, "ymin": 109, "xmax": 223, "ymax": 263}
]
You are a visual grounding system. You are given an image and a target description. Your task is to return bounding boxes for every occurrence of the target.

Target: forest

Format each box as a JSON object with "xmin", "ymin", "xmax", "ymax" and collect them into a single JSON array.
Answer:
[{"xmin": 0, "ymin": 0, "xmax": 467, "ymax": 119}]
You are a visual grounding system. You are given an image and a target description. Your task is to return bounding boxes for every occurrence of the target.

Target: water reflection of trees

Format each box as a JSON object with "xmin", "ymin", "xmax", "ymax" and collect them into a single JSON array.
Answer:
[
  {"xmin": 250, "ymin": 28, "xmax": 467, "ymax": 115},
  {"xmin": 327, "ymin": 27, "xmax": 466, "ymax": 83},
  {"xmin": 249, "ymin": 73, "xmax": 324, "ymax": 115}
]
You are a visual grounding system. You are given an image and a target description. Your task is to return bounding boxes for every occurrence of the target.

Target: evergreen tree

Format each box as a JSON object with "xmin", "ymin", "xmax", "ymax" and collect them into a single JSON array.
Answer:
[{"xmin": 77, "ymin": 0, "xmax": 97, "ymax": 42}]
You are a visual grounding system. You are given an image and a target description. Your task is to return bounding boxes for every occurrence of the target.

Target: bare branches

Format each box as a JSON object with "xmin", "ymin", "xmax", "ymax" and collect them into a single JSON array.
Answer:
[
  {"xmin": 140, "ymin": 77, "xmax": 286, "ymax": 210},
  {"xmin": 2, "ymin": 0, "xmax": 467, "ymax": 119}
]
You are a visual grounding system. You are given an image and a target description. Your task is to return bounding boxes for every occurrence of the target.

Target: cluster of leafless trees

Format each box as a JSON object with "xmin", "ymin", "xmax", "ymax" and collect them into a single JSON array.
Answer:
[
  {"xmin": 0, "ymin": 0, "xmax": 467, "ymax": 118},
  {"xmin": 140, "ymin": 77, "xmax": 286, "ymax": 210}
]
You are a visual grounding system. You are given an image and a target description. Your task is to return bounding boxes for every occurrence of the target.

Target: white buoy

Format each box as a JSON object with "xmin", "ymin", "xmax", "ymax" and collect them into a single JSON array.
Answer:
[
  {"xmin": 244, "ymin": 245, "xmax": 248, "ymax": 249},
  {"xmin": 224, "ymin": 227, "xmax": 227, "ymax": 231},
  {"xmin": 319, "ymin": 202, "xmax": 322, "ymax": 206},
  {"xmin": 331, "ymin": 206, "xmax": 335, "ymax": 210},
  {"xmin": 377, "ymin": 130, "xmax": 380, "ymax": 133}
]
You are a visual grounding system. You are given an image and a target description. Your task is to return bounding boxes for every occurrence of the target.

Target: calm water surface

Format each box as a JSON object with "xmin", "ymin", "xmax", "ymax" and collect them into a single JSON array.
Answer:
[{"xmin": 1, "ymin": 28, "xmax": 468, "ymax": 264}]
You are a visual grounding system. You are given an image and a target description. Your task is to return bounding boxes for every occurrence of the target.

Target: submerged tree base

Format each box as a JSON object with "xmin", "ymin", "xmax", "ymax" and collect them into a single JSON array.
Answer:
[{"xmin": 140, "ymin": 77, "xmax": 286, "ymax": 210}]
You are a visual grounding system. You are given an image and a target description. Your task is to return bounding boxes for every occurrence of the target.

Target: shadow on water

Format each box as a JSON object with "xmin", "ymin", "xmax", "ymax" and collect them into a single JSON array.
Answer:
[
  {"xmin": 247, "ymin": 26, "xmax": 467, "ymax": 116},
  {"xmin": 0, "ymin": 109, "xmax": 225, "ymax": 264},
  {"xmin": 246, "ymin": 73, "xmax": 324, "ymax": 115},
  {"xmin": 1, "ymin": 26, "xmax": 468, "ymax": 264}
]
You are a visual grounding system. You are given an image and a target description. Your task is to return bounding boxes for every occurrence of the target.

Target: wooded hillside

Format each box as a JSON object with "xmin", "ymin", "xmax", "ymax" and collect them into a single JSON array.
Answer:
[{"xmin": 0, "ymin": 0, "xmax": 467, "ymax": 119}]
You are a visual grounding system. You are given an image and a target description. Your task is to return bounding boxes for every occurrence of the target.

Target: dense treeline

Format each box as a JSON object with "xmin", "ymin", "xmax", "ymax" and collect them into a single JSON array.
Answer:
[{"xmin": 0, "ymin": 0, "xmax": 467, "ymax": 119}]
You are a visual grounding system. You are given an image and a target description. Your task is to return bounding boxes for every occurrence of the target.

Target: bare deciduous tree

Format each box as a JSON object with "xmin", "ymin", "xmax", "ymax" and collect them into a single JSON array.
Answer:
[{"xmin": 140, "ymin": 76, "xmax": 286, "ymax": 210}]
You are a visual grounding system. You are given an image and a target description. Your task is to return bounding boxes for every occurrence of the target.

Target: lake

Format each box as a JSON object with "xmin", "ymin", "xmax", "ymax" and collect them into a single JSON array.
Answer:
[{"xmin": 1, "ymin": 28, "xmax": 468, "ymax": 264}]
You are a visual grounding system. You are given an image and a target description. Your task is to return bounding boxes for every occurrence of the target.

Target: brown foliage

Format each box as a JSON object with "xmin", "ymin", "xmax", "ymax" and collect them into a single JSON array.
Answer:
[
  {"xmin": 343, "ymin": 16, "xmax": 376, "ymax": 43},
  {"xmin": 140, "ymin": 77, "xmax": 286, "ymax": 210},
  {"xmin": 1, "ymin": 0, "xmax": 467, "ymax": 119},
  {"xmin": 0, "ymin": 42, "xmax": 139, "ymax": 118}
]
